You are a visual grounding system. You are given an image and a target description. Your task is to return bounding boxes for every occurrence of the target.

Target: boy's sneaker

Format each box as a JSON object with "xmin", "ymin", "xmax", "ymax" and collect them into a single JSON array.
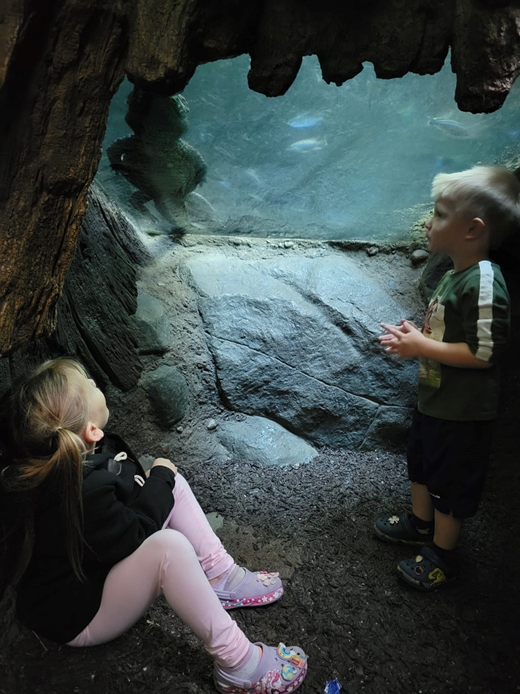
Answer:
[
  {"xmin": 374, "ymin": 511, "xmax": 433, "ymax": 545},
  {"xmin": 397, "ymin": 544, "xmax": 457, "ymax": 591}
]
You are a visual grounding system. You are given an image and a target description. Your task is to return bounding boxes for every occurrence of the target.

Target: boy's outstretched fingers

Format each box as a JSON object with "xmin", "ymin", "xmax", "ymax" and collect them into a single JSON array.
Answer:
[{"xmin": 380, "ymin": 322, "xmax": 404, "ymax": 335}]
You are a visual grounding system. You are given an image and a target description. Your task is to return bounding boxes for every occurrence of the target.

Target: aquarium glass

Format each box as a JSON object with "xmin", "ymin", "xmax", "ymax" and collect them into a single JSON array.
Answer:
[{"xmin": 99, "ymin": 55, "xmax": 520, "ymax": 241}]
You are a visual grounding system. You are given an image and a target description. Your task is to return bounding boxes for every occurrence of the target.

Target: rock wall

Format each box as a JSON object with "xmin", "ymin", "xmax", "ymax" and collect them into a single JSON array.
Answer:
[{"xmin": 181, "ymin": 250, "xmax": 420, "ymax": 449}]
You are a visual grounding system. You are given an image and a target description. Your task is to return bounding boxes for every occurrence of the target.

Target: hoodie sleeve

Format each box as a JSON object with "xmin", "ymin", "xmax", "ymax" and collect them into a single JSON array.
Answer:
[{"xmin": 82, "ymin": 465, "xmax": 176, "ymax": 566}]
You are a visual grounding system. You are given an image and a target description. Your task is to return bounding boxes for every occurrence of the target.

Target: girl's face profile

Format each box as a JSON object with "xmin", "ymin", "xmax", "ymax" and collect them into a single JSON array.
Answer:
[{"xmin": 85, "ymin": 377, "xmax": 110, "ymax": 429}]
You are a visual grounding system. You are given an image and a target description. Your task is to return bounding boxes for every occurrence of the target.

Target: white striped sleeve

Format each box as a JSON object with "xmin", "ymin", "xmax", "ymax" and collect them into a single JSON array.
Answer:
[{"xmin": 474, "ymin": 260, "xmax": 494, "ymax": 362}]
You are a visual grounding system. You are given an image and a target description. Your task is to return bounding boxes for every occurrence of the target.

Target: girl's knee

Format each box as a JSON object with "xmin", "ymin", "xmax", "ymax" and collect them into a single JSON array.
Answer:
[{"xmin": 146, "ymin": 528, "xmax": 195, "ymax": 558}]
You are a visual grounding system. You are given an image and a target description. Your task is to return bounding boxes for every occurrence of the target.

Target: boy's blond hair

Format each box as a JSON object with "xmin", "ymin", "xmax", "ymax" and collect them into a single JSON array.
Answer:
[{"xmin": 432, "ymin": 166, "xmax": 520, "ymax": 248}]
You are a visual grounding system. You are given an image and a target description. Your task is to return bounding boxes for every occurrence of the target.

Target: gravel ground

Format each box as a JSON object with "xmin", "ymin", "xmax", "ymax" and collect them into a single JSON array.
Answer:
[{"xmin": 1, "ymin": 426, "xmax": 518, "ymax": 694}]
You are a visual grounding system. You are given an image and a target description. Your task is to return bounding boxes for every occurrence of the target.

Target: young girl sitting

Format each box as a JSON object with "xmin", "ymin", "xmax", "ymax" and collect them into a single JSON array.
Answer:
[{"xmin": 0, "ymin": 357, "xmax": 307, "ymax": 694}]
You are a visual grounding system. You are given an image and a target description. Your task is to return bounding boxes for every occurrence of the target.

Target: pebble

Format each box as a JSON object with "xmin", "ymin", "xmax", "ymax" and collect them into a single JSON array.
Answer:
[
  {"xmin": 411, "ymin": 249, "xmax": 429, "ymax": 266},
  {"xmin": 366, "ymin": 246, "xmax": 379, "ymax": 256},
  {"xmin": 207, "ymin": 418, "xmax": 218, "ymax": 431},
  {"xmin": 176, "ymin": 426, "xmax": 184, "ymax": 433}
]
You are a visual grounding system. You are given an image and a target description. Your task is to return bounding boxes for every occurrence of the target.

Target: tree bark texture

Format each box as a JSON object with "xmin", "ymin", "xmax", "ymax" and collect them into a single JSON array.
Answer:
[
  {"xmin": 0, "ymin": 0, "xmax": 519, "ymax": 360},
  {"xmin": 0, "ymin": 2, "xmax": 127, "ymax": 355}
]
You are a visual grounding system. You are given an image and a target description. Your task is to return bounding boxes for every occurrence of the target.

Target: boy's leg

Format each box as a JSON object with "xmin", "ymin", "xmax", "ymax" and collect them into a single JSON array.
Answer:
[
  {"xmin": 397, "ymin": 417, "xmax": 493, "ymax": 590},
  {"xmin": 374, "ymin": 410, "xmax": 434, "ymax": 544},
  {"xmin": 396, "ymin": 510, "xmax": 462, "ymax": 591},
  {"xmin": 433, "ymin": 509, "xmax": 462, "ymax": 550},
  {"xmin": 411, "ymin": 482, "xmax": 434, "ymax": 522}
]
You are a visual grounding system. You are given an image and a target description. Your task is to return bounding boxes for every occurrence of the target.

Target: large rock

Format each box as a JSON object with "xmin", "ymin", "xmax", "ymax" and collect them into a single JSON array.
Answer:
[
  {"xmin": 141, "ymin": 364, "xmax": 190, "ymax": 428},
  {"xmin": 132, "ymin": 291, "xmax": 171, "ymax": 355},
  {"xmin": 181, "ymin": 252, "xmax": 417, "ymax": 449},
  {"xmin": 217, "ymin": 415, "xmax": 318, "ymax": 466}
]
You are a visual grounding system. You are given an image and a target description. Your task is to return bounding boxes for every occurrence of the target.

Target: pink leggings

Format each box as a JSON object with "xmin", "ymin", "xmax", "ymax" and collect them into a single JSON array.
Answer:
[{"xmin": 67, "ymin": 474, "xmax": 252, "ymax": 668}]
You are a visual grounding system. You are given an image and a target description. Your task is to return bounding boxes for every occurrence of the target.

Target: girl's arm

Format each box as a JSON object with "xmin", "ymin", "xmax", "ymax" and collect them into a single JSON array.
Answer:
[{"xmin": 82, "ymin": 465, "xmax": 176, "ymax": 565}]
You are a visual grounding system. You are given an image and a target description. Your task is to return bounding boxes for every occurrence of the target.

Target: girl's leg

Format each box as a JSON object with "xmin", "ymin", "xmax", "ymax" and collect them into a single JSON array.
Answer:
[
  {"xmin": 67, "ymin": 529, "xmax": 251, "ymax": 668},
  {"xmin": 166, "ymin": 474, "xmax": 284, "ymax": 610},
  {"xmin": 164, "ymin": 473, "xmax": 234, "ymax": 581}
]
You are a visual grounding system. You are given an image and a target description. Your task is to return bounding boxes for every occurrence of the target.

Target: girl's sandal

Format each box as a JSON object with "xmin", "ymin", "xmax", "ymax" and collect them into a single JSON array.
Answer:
[
  {"xmin": 214, "ymin": 642, "xmax": 308, "ymax": 694},
  {"xmin": 214, "ymin": 568, "xmax": 284, "ymax": 610}
]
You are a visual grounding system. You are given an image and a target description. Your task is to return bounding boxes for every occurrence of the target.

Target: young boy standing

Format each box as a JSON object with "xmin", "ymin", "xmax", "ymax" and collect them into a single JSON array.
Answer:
[{"xmin": 374, "ymin": 166, "xmax": 520, "ymax": 591}]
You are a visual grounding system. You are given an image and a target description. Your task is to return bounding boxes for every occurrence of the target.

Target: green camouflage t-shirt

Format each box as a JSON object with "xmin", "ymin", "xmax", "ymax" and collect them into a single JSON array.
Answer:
[{"xmin": 418, "ymin": 260, "xmax": 510, "ymax": 421}]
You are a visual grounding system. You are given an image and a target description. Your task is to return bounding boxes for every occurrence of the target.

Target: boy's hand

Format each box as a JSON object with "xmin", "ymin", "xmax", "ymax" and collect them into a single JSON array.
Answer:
[{"xmin": 379, "ymin": 320, "xmax": 425, "ymax": 359}]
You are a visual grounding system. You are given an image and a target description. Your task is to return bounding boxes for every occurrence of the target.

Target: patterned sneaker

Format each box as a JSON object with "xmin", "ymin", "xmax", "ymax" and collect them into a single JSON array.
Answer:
[
  {"xmin": 214, "ymin": 567, "xmax": 284, "ymax": 610},
  {"xmin": 214, "ymin": 643, "xmax": 308, "ymax": 694},
  {"xmin": 374, "ymin": 511, "xmax": 433, "ymax": 545},
  {"xmin": 397, "ymin": 544, "xmax": 457, "ymax": 591}
]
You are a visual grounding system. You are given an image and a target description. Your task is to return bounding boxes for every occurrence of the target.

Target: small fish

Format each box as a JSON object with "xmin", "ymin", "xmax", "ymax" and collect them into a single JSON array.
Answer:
[
  {"xmin": 428, "ymin": 117, "xmax": 470, "ymax": 138},
  {"xmin": 287, "ymin": 114, "xmax": 324, "ymax": 129},
  {"xmin": 287, "ymin": 138, "xmax": 326, "ymax": 152},
  {"xmin": 245, "ymin": 168, "xmax": 262, "ymax": 185}
]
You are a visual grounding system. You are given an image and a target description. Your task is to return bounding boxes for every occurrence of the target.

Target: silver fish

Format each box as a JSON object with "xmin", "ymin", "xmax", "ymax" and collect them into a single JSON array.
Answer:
[
  {"xmin": 428, "ymin": 117, "xmax": 470, "ymax": 138},
  {"xmin": 287, "ymin": 138, "xmax": 326, "ymax": 152},
  {"xmin": 287, "ymin": 114, "xmax": 324, "ymax": 129}
]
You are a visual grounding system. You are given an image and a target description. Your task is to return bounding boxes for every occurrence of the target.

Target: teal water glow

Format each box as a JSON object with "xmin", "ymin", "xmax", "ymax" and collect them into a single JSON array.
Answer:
[{"xmin": 100, "ymin": 55, "xmax": 520, "ymax": 241}]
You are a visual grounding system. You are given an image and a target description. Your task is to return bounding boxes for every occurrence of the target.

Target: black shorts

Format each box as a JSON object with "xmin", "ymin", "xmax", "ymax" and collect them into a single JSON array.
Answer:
[{"xmin": 407, "ymin": 408, "xmax": 495, "ymax": 519}]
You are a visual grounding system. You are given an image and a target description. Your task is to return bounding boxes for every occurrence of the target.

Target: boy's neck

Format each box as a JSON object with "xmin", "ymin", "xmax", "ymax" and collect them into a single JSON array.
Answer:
[{"xmin": 450, "ymin": 249, "xmax": 489, "ymax": 273}]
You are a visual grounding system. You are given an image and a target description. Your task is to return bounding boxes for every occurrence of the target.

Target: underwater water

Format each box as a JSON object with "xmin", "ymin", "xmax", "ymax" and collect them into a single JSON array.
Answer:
[{"xmin": 99, "ymin": 55, "xmax": 520, "ymax": 241}]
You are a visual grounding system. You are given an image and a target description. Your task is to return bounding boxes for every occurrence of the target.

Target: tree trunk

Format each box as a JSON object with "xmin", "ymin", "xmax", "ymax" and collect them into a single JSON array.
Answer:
[{"xmin": 0, "ymin": 2, "xmax": 127, "ymax": 355}]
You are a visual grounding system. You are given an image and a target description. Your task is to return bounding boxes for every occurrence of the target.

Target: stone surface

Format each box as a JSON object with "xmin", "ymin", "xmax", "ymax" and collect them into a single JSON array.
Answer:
[
  {"xmin": 419, "ymin": 252, "xmax": 453, "ymax": 303},
  {"xmin": 132, "ymin": 291, "xmax": 171, "ymax": 355},
  {"xmin": 205, "ymin": 511, "xmax": 224, "ymax": 531},
  {"xmin": 217, "ymin": 415, "xmax": 318, "ymax": 466},
  {"xmin": 141, "ymin": 363, "xmax": 190, "ymax": 428},
  {"xmin": 181, "ymin": 251, "xmax": 417, "ymax": 449},
  {"xmin": 410, "ymin": 249, "xmax": 429, "ymax": 266}
]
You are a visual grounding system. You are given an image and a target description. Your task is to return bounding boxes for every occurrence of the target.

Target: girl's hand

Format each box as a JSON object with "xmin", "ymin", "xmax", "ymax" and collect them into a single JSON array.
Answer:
[{"xmin": 151, "ymin": 458, "xmax": 178, "ymax": 475}]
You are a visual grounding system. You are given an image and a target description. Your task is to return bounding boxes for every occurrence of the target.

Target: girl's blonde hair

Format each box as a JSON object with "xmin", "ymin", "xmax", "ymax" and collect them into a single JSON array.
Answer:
[
  {"xmin": 432, "ymin": 166, "xmax": 520, "ymax": 249},
  {"xmin": 1, "ymin": 357, "xmax": 93, "ymax": 584}
]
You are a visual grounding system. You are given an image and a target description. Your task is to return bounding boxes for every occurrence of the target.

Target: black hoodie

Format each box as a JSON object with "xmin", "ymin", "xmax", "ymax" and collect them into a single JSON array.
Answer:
[{"xmin": 12, "ymin": 433, "xmax": 176, "ymax": 644}]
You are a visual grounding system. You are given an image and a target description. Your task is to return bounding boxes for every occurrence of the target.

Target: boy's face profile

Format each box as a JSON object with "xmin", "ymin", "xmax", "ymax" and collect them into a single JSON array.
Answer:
[{"xmin": 424, "ymin": 197, "xmax": 479, "ymax": 258}]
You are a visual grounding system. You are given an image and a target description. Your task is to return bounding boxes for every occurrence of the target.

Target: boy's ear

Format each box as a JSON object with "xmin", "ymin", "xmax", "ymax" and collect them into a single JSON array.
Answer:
[
  {"xmin": 82, "ymin": 422, "xmax": 105, "ymax": 444},
  {"xmin": 467, "ymin": 217, "xmax": 486, "ymax": 239}
]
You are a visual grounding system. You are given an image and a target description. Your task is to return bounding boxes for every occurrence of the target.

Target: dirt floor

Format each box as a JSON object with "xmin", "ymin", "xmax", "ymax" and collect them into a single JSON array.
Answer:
[{"xmin": 0, "ymin": 238, "xmax": 519, "ymax": 694}]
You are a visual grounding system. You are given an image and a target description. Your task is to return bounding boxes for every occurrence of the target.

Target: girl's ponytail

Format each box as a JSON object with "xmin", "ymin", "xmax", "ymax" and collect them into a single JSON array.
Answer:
[
  {"xmin": 1, "ymin": 358, "xmax": 92, "ymax": 584},
  {"xmin": 53, "ymin": 427, "xmax": 86, "ymax": 580}
]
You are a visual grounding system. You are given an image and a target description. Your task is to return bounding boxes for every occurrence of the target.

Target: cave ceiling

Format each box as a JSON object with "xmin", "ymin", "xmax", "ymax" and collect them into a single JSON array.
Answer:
[{"xmin": 0, "ymin": 0, "xmax": 519, "ymax": 355}]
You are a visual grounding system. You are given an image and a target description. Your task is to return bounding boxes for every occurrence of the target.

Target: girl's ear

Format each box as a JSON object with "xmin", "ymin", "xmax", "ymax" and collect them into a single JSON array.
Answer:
[{"xmin": 82, "ymin": 422, "xmax": 105, "ymax": 444}]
